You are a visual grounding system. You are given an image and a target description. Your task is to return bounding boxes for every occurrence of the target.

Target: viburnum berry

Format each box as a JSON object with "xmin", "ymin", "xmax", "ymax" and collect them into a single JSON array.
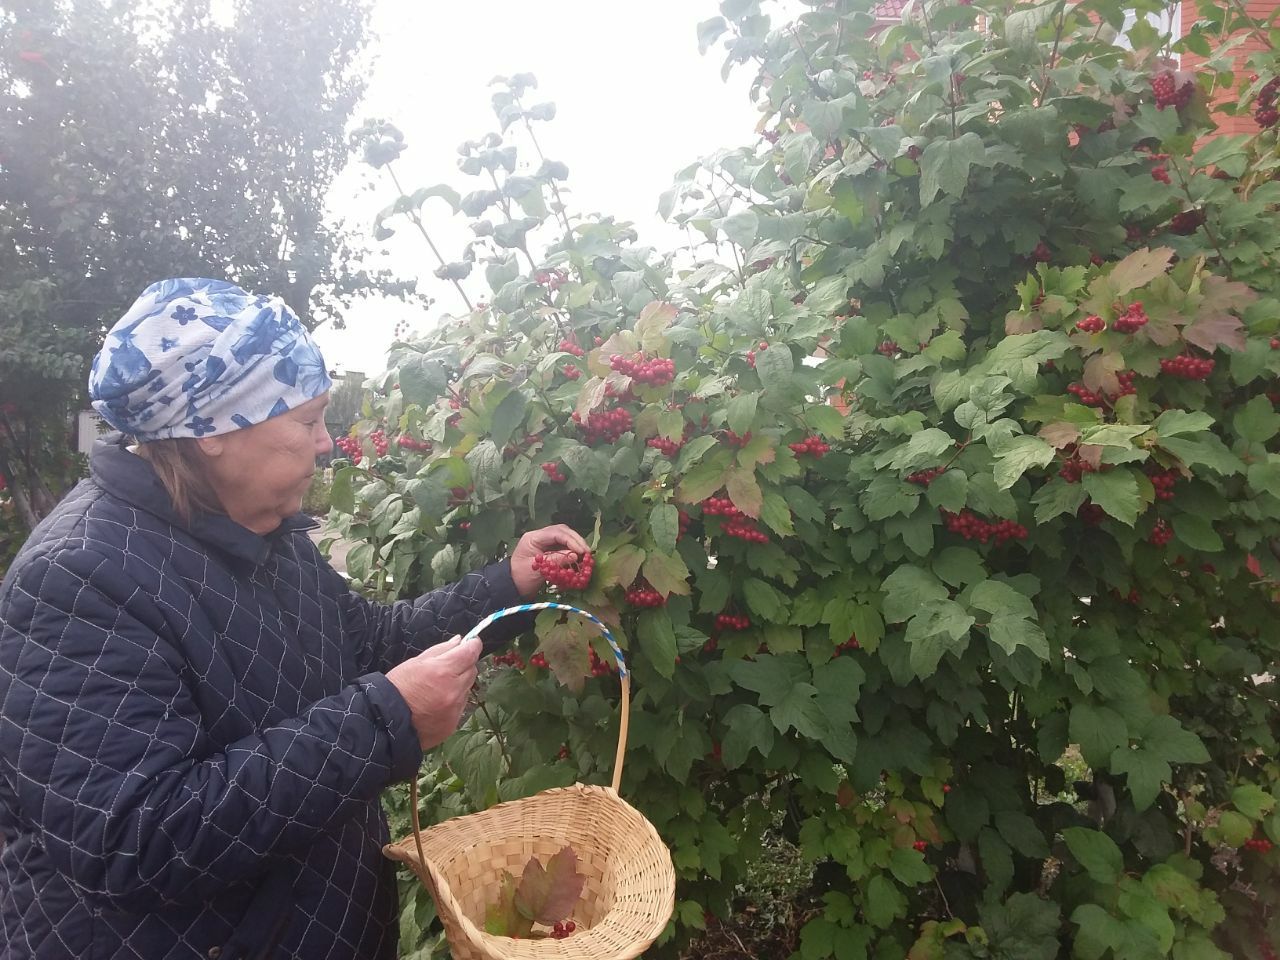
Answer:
[
  {"xmin": 1112, "ymin": 302, "xmax": 1150, "ymax": 334},
  {"xmin": 1271, "ymin": 338, "xmax": 1280, "ymax": 350},
  {"xmin": 1150, "ymin": 164, "xmax": 1171, "ymax": 184},
  {"xmin": 1078, "ymin": 501, "xmax": 1106, "ymax": 525},
  {"xmin": 492, "ymin": 650, "xmax": 526, "ymax": 669},
  {"xmin": 836, "ymin": 635, "xmax": 859, "ymax": 652},
  {"xmin": 877, "ymin": 340, "xmax": 900, "ymax": 357},
  {"xmin": 1254, "ymin": 77, "xmax": 1280, "ymax": 127},
  {"xmin": 701, "ymin": 496, "xmax": 744, "ymax": 519},
  {"xmin": 1169, "ymin": 209, "xmax": 1206, "ymax": 235},
  {"xmin": 1244, "ymin": 837, "xmax": 1274, "ymax": 853},
  {"xmin": 334, "ymin": 435, "xmax": 363, "ymax": 465},
  {"xmin": 788, "ymin": 436, "xmax": 831, "ymax": 457},
  {"xmin": 1147, "ymin": 467, "xmax": 1178, "ymax": 501},
  {"xmin": 530, "ymin": 652, "xmax": 549, "ymax": 669},
  {"xmin": 1159, "ymin": 354, "xmax": 1215, "ymax": 380},
  {"xmin": 913, "ymin": 841, "xmax": 927, "ymax": 852},
  {"xmin": 588, "ymin": 645, "xmax": 615, "ymax": 677},
  {"xmin": 395, "ymin": 434, "xmax": 432, "ymax": 453},
  {"xmin": 533, "ymin": 550, "xmax": 594, "ymax": 590},
  {"xmin": 722, "ymin": 517, "xmax": 769, "ymax": 543},
  {"xmin": 609, "ymin": 352, "xmax": 676, "ymax": 386},
  {"xmin": 557, "ymin": 338, "xmax": 585, "ymax": 357},
  {"xmin": 722, "ymin": 429, "xmax": 752, "ymax": 447},
  {"xmin": 540, "ymin": 462, "xmax": 567, "ymax": 483},
  {"xmin": 1068, "ymin": 371, "xmax": 1137, "ymax": 407},
  {"xmin": 562, "ymin": 364, "xmax": 581, "ymax": 380},
  {"xmin": 572, "ymin": 405, "xmax": 633, "ymax": 444},
  {"xmin": 646, "ymin": 428, "xmax": 689, "ymax": 457},
  {"xmin": 678, "ymin": 510, "xmax": 692, "ymax": 539},
  {"xmin": 1075, "ymin": 315, "xmax": 1106, "ymax": 334},
  {"xmin": 907, "ymin": 467, "xmax": 946, "ymax": 486},
  {"xmin": 1058, "ymin": 456, "xmax": 1098, "ymax": 483},
  {"xmin": 1149, "ymin": 518, "xmax": 1173, "ymax": 546},
  {"xmin": 715, "ymin": 613, "xmax": 751, "ymax": 631},
  {"xmin": 941, "ymin": 509, "xmax": 1028, "ymax": 545},
  {"xmin": 556, "ymin": 744, "xmax": 571, "ymax": 760},
  {"xmin": 549, "ymin": 919, "xmax": 577, "ymax": 939},
  {"xmin": 1152, "ymin": 71, "xmax": 1193, "ymax": 110},
  {"xmin": 625, "ymin": 581, "xmax": 666, "ymax": 607},
  {"xmin": 1032, "ymin": 241, "xmax": 1052, "ymax": 262}
]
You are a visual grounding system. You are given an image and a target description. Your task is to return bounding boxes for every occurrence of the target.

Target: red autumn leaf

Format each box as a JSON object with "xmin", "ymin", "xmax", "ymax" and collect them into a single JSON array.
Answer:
[
  {"xmin": 514, "ymin": 846, "xmax": 586, "ymax": 925},
  {"xmin": 1039, "ymin": 421, "xmax": 1081, "ymax": 449},
  {"xmin": 1083, "ymin": 352, "xmax": 1124, "ymax": 396}
]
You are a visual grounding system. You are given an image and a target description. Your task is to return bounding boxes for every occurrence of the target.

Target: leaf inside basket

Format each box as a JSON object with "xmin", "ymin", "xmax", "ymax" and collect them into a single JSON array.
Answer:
[{"xmin": 484, "ymin": 845, "xmax": 586, "ymax": 938}]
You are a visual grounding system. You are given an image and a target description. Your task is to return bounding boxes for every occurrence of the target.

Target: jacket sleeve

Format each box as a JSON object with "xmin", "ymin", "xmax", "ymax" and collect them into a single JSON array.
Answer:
[
  {"xmin": 0, "ymin": 546, "xmax": 422, "ymax": 910},
  {"xmin": 329, "ymin": 556, "xmax": 535, "ymax": 673}
]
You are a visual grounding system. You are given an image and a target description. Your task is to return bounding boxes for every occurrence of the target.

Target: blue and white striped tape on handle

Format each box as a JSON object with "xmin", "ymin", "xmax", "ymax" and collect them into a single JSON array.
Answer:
[{"xmin": 462, "ymin": 601, "xmax": 628, "ymax": 679}]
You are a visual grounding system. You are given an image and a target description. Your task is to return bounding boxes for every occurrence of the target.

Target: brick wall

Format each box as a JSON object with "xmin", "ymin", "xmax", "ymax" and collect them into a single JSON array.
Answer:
[{"xmin": 1179, "ymin": 0, "xmax": 1277, "ymax": 136}]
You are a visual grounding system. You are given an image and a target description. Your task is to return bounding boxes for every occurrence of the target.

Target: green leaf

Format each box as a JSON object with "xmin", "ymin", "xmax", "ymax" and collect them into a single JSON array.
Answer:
[
  {"xmin": 1217, "ymin": 810, "xmax": 1254, "ymax": 847},
  {"xmin": 1062, "ymin": 827, "xmax": 1123, "ymax": 884},
  {"xmin": 1070, "ymin": 704, "xmax": 1128, "ymax": 767},
  {"xmin": 995, "ymin": 811, "xmax": 1049, "ymax": 858},
  {"xmin": 730, "ymin": 654, "xmax": 811, "ymax": 706},
  {"xmin": 466, "ymin": 440, "xmax": 504, "ymax": 501},
  {"xmin": 1231, "ymin": 784, "xmax": 1276, "ymax": 821},
  {"xmin": 650, "ymin": 503, "xmax": 679, "ymax": 554},
  {"xmin": 920, "ymin": 132, "xmax": 984, "ymax": 205},
  {"xmin": 1140, "ymin": 714, "xmax": 1210, "ymax": 765},
  {"xmin": 988, "ymin": 615, "xmax": 1050, "ymax": 660},
  {"xmin": 1172, "ymin": 514, "xmax": 1223, "ymax": 552},
  {"xmin": 637, "ymin": 608, "xmax": 678, "ymax": 679},
  {"xmin": 756, "ymin": 342, "xmax": 794, "ymax": 396},
  {"xmin": 678, "ymin": 458, "xmax": 728, "ymax": 503},
  {"xmin": 643, "ymin": 549, "xmax": 692, "ymax": 597},
  {"xmin": 1154, "ymin": 409, "xmax": 1214, "ymax": 438},
  {"xmin": 888, "ymin": 847, "xmax": 933, "ymax": 886},
  {"xmin": 1234, "ymin": 394, "xmax": 1280, "ymax": 444},
  {"xmin": 725, "ymin": 466, "xmax": 763, "ymax": 518},
  {"xmin": 806, "ymin": 404, "xmax": 846, "ymax": 438},
  {"xmin": 863, "ymin": 875, "xmax": 906, "ymax": 928},
  {"xmin": 1082, "ymin": 470, "xmax": 1140, "ymax": 526},
  {"xmin": 969, "ymin": 578, "xmax": 1036, "ymax": 620},
  {"xmin": 345, "ymin": 542, "xmax": 375, "ymax": 583},
  {"xmin": 905, "ymin": 599, "xmax": 975, "ymax": 678},
  {"xmin": 489, "ymin": 389, "xmax": 527, "ymax": 448},
  {"xmin": 720, "ymin": 704, "xmax": 775, "ymax": 769},
  {"xmin": 932, "ymin": 546, "xmax": 985, "ymax": 587},
  {"xmin": 760, "ymin": 488, "xmax": 795, "ymax": 536},
  {"xmin": 979, "ymin": 826, "xmax": 1014, "ymax": 895},
  {"xmin": 743, "ymin": 577, "xmax": 786, "ymax": 621},
  {"xmin": 1032, "ymin": 478, "xmax": 1086, "ymax": 523},
  {"xmin": 561, "ymin": 443, "xmax": 611, "ymax": 496},
  {"xmin": 721, "ymin": 209, "xmax": 760, "ymax": 248},
  {"xmin": 1078, "ymin": 423, "xmax": 1151, "ymax": 447},
  {"xmin": 1110, "ymin": 745, "xmax": 1171, "ymax": 811},
  {"xmin": 881, "ymin": 565, "xmax": 948, "ymax": 623},
  {"xmin": 992, "ymin": 435, "xmax": 1054, "ymax": 489},
  {"xmin": 878, "ymin": 428, "xmax": 955, "ymax": 471},
  {"xmin": 771, "ymin": 683, "xmax": 827, "ymax": 738},
  {"xmin": 726, "ymin": 391, "xmax": 758, "ymax": 435}
]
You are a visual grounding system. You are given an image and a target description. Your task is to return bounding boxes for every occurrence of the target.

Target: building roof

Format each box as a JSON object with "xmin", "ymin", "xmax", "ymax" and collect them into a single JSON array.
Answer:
[{"xmin": 873, "ymin": 0, "xmax": 909, "ymax": 19}]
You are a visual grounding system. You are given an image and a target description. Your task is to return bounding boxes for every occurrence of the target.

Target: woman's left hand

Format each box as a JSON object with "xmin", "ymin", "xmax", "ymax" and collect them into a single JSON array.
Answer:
[{"xmin": 510, "ymin": 524, "xmax": 591, "ymax": 597}]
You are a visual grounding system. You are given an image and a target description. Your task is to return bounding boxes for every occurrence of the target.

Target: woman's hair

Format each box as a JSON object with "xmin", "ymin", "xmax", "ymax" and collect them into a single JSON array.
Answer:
[{"xmin": 134, "ymin": 438, "xmax": 223, "ymax": 524}]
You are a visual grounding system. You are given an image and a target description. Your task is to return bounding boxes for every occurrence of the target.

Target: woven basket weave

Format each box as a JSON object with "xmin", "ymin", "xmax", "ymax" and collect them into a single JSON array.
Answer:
[{"xmin": 384, "ymin": 603, "xmax": 676, "ymax": 960}]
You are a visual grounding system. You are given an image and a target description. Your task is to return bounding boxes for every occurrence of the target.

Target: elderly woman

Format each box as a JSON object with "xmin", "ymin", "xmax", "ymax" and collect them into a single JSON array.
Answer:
[{"xmin": 0, "ymin": 278, "xmax": 587, "ymax": 959}]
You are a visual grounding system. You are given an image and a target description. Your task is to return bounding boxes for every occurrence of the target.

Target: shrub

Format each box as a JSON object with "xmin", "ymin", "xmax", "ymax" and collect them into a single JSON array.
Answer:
[{"xmin": 339, "ymin": 2, "xmax": 1280, "ymax": 957}]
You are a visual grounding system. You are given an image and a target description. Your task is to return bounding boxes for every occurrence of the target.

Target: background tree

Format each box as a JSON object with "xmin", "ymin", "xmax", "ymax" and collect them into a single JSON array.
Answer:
[{"xmin": 0, "ymin": 0, "xmax": 416, "ymax": 530}]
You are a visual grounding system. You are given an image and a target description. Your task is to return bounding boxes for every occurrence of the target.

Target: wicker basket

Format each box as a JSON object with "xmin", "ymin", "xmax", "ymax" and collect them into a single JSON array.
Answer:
[{"xmin": 384, "ymin": 603, "xmax": 676, "ymax": 960}]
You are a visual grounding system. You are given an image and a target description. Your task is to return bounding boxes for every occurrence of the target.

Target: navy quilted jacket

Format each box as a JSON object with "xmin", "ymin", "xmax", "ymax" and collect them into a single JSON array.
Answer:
[{"xmin": 0, "ymin": 437, "xmax": 527, "ymax": 959}]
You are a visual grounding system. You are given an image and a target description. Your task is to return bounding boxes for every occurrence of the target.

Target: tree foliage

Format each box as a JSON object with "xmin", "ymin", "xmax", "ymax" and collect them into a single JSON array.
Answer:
[
  {"xmin": 336, "ymin": 2, "xmax": 1279, "ymax": 957},
  {"xmin": 0, "ymin": 0, "xmax": 411, "ymax": 528}
]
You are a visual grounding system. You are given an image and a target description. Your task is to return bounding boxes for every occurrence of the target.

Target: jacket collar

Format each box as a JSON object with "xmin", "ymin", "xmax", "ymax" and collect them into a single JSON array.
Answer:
[{"xmin": 90, "ymin": 434, "xmax": 318, "ymax": 567}]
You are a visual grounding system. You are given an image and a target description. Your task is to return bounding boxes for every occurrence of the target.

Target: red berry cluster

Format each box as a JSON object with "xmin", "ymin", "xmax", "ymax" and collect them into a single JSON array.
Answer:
[
  {"xmin": 1068, "ymin": 371, "xmax": 1137, "ymax": 407},
  {"xmin": 541, "ymin": 462, "xmax": 567, "ymax": 483},
  {"xmin": 1244, "ymin": 837, "xmax": 1274, "ymax": 853},
  {"xmin": 550, "ymin": 920, "xmax": 577, "ymax": 939},
  {"xmin": 1078, "ymin": 501, "xmax": 1106, "ymax": 525},
  {"xmin": 1152, "ymin": 72, "xmax": 1193, "ymax": 110},
  {"xmin": 1159, "ymin": 354, "xmax": 1215, "ymax": 380},
  {"xmin": 396, "ymin": 435, "xmax": 431, "ymax": 452},
  {"xmin": 913, "ymin": 841, "xmax": 928, "ymax": 852},
  {"xmin": 678, "ymin": 510, "xmax": 692, "ymax": 539},
  {"xmin": 877, "ymin": 340, "xmax": 900, "ymax": 357},
  {"xmin": 722, "ymin": 517, "xmax": 769, "ymax": 543},
  {"xmin": 1113, "ymin": 302, "xmax": 1149, "ymax": 334},
  {"xmin": 530, "ymin": 653, "xmax": 549, "ymax": 669},
  {"xmin": 1149, "ymin": 519, "xmax": 1173, "ymax": 546},
  {"xmin": 789, "ymin": 436, "xmax": 831, "ymax": 458},
  {"xmin": 493, "ymin": 650, "xmax": 526, "ymax": 669},
  {"xmin": 941, "ymin": 509, "xmax": 1028, "ymax": 545},
  {"xmin": 1032, "ymin": 241, "xmax": 1052, "ymax": 262},
  {"xmin": 1059, "ymin": 457, "xmax": 1098, "ymax": 483},
  {"xmin": 722, "ymin": 429, "xmax": 752, "ymax": 447},
  {"xmin": 562, "ymin": 364, "xmax": 581, "ymax": 380},
  {"xmin": 836, "ymin": 635, "xmax": 860, "ymax": 652},
  {"xmin": 1271, "ymin": 338, "xmax": 1280, "ymax": 350},
  {"xmin": 746, "ymin": 341, "xmax": 769, "ymax": 367},
  {"xmin": 368, "ymin": 429, "xmax": 389, "ymax": 457},
  {"xmin": 715, "ymin": 613, "xmax": 751, "ymax": 631},
  {"xmin": 1075, "ymin": 315, "xmax": 1105, "ymax": 333},
  {"xmin": 647, "ymin": 433, "xmax": 687, "ymax": 457},
  {"xmin": 572, "ymin": 406, "xmax": 633, "ymax": 444},
  {"xmin": 335, "ymin": 435, "xmax": 364, "ymax": 465},
  {"xmin": 625, "ymin": 581, "xmax": 666, "ymax": 607},
  {"xmin": 558, "ymin": 338, "xmax": 585, "ymax": 357},
  {"xmin": 1151, "ymin": 161, "xmax": 1172, "ymax": 184},
  {"xmin": 702, "ymin": 496, "xmax": 744, "ymax": 518},
  {"xmin": 534, "ymin": 268, "xmax": 568, "ymax": 291},
  {"xmin": 609, "ymin": 353, "xmax": 676, "ymax": 386},
  {"xmin": 1148, "ymin": 468, "xmax": 1178, "ymax": 501},
  {"xmin": 1170, "ymin": 209, "xmax": 1206, "ymax": 235},
  {"xmin": 1255, "ymin": 76, "xmax": 1280, "ymax": 127},
  {"xmin": 533, "ymin": 550, "xmax": 594, "ymax": 590},
  {"xmin": 557, "ymin": 744, "xmax": 570, "ymax": 760},
  {"xmin": 907, "ymin": 467, "xmax": 946, "ymax": 486},
  {"xmin": 588, "ymin": 646, "xmax": 615, "ymax": 677}
]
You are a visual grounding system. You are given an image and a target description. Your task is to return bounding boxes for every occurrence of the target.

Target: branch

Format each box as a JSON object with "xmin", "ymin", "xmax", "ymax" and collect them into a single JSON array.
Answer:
[{"xmin": 386, "ymin": 165, "xmax": 475, "ymax": 312}]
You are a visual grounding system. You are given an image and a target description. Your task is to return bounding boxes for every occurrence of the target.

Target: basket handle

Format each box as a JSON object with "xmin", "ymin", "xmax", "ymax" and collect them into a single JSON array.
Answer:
[
  {"xmin": 409, "ymin": 603, "xmax": 632, "ymax": 869},
  {"xmin": 461, "ymin": 602, "xmax": 631, "ymax": 792}
]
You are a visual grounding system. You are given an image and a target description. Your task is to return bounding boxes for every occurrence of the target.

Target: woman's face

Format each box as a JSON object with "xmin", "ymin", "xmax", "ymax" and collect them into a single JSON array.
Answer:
[{"xmin": 196, "ymin": 393, "xmax": 333, "ymax": 533}]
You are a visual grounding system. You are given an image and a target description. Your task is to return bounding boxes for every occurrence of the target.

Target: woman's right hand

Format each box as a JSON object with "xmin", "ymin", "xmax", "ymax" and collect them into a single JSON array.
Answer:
[{"xmin": 386, "ymin": 634, "xmax": 483, "ymax": 749}]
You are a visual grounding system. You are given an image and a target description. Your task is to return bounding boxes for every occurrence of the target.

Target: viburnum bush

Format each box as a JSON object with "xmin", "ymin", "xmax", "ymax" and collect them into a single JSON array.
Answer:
[{"xmin": 336, "ymin": 2, "xmax": 1280, "ymax": 957}]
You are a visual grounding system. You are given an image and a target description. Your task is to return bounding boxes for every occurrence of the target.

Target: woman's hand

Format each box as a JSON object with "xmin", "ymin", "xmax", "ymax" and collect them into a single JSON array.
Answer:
[{"xmin": 510, "ymin": 524, "xmax": 590, "ymax": 597}]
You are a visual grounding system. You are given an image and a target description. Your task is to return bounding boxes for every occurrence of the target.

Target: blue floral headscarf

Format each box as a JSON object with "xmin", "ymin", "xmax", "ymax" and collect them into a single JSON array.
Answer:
[{"xmin": 88, "ymin": 278, "xmax": 332, "ymax": 441}]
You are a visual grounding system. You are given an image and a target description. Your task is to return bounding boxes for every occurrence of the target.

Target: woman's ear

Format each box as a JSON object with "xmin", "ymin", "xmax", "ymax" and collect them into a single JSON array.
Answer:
[{"xmin": 195, "ymin": 434, "xmax": 226, "ymax": 457}]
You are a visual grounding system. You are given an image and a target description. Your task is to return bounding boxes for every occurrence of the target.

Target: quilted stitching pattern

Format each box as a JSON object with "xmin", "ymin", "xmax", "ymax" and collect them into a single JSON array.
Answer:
[{"xmin": 0, "ymin": 438, "xmax": 523, "ymax": 959}]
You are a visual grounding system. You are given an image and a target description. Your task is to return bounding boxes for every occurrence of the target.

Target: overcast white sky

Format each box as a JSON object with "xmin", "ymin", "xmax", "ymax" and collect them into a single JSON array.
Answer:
[{"xmin": 312, "ymin": 0, "xmax": 768, "ymax": 376}]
